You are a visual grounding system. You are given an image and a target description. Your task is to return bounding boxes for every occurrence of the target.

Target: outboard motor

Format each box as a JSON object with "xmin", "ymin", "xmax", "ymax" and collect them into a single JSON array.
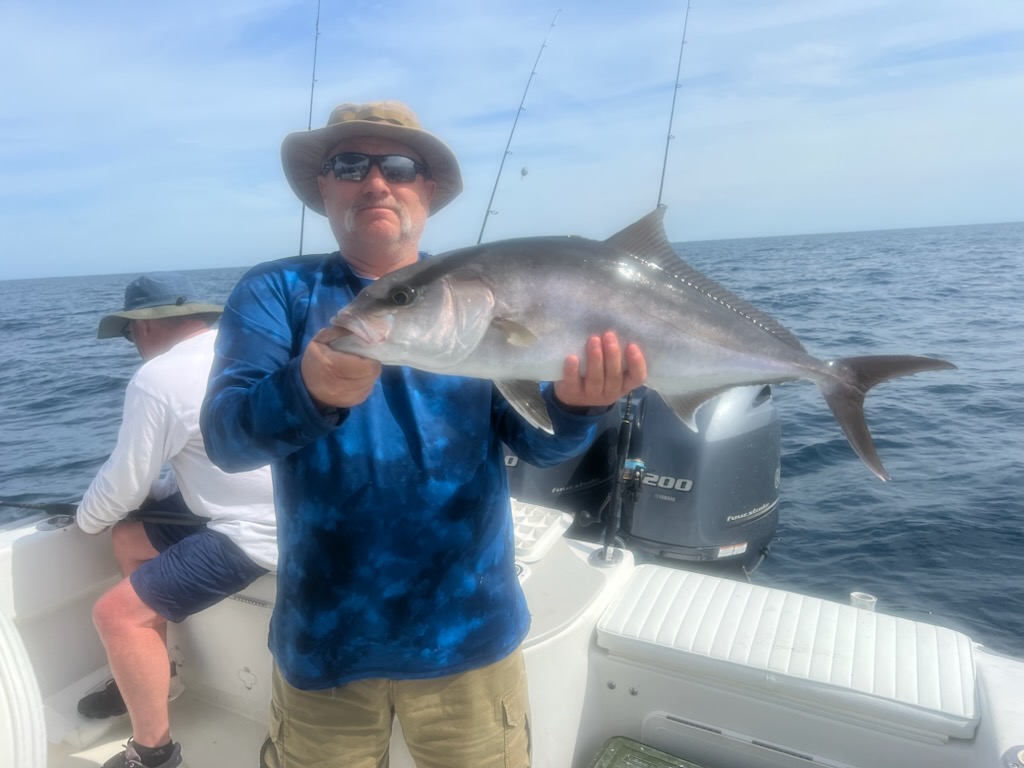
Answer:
[
  {"xmin": 505, "ymin": 406, "xmax": 622, "ymax": 527},
  {"xmin": 505, "ymin": 385, "xmax": 780, "ymax": 573}
]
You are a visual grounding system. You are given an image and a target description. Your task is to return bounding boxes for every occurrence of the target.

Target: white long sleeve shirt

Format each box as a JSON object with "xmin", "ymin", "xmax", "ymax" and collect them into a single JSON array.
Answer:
[{"xmin": 77, "ymin": 329, "xmax": 276, "ymax": 570}]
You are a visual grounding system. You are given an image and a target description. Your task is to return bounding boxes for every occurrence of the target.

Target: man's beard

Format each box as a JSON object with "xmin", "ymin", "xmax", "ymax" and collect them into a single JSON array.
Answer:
[{"xmin": 344, "ymin": 198, "xmax": 415, "ymax": 243}]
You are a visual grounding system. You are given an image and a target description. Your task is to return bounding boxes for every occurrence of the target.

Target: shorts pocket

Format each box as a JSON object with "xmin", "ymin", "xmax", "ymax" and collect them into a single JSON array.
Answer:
[
  {"xmin": 260, "ymin": 697, "xmax": 285, "ymax": 768},
  {"xmin": 501, "ymin": 677, "xmax": 532, "ymax": 768}
]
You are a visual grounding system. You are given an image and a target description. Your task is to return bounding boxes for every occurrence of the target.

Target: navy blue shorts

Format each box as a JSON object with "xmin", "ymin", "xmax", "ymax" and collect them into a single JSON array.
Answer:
[{"xmin": 129, "ymin": 500, "xmax": 268, "ymax": 623}]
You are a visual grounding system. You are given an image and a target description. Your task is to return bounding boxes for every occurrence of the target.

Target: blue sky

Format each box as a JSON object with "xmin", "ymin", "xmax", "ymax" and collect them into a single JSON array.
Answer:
[{"xmin": 2, "ymin": 0, "xmax": 1022, "ymax": 280}]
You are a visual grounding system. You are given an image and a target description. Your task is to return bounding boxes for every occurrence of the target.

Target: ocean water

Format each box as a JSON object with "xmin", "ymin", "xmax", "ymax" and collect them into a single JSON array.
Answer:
[{"xmin": 1, "ymin": 222, "xmax": 1022, "ymax": 655}]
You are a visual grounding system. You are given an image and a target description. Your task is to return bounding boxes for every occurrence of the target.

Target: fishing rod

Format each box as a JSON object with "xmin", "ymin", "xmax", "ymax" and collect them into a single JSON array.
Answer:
[
  {"xmin": 598, "ymin": 394, "xmax": 635, "ymax": 564},
  {"xmin": 298, "ymin": 0, "xmax": 323, "ymax": 256},
  {"xmin": 656, "ymin": 0, "xmax": 692, "ymax": 209},
  {"xmin": 477, "ymin": 9, "xmax": 562, "ymax": 244},
  {"xmin": 0, "ymin": 499, "xmax": 206, "ymax": 526},
  {"xmin": 599, "ymin": 5, "xmax": 694, "ymax": 561},
  {"xmin": 0, "ymin": 499, "xmax": 77, "ymax": 516}
]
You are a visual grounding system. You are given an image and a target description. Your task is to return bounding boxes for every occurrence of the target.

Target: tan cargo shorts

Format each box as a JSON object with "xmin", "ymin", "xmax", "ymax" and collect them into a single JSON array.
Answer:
[{"xmin": 260, "ymin": 647, "xmax": 531, "ymax": 768}]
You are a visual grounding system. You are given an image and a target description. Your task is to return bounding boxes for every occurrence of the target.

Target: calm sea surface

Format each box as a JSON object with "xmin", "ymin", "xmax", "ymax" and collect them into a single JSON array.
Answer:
[{"xmin": 1, "ymin": 222, "xmax": 1022, "ymax": 655}]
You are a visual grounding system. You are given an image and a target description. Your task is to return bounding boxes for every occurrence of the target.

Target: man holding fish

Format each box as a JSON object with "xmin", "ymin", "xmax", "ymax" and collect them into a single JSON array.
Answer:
[{"xmin": 201, "ymin": 101, "xmax": 647, "ymax": 768}]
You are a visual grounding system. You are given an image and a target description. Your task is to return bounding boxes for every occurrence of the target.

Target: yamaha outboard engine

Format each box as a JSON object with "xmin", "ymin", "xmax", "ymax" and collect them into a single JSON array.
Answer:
[{"xmin": 505, "ymin": 385, "xmax": 780, "ymax": 573}]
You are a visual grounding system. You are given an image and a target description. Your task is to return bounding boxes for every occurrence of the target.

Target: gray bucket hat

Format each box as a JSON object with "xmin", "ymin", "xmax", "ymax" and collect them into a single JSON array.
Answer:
[
  {"xmin": 281, "ymin": 100, "xmax": 463, "ymax": 217},
  {"xmin": 97, "ymin": 272, "xmax": 223, "ymax": 340}
]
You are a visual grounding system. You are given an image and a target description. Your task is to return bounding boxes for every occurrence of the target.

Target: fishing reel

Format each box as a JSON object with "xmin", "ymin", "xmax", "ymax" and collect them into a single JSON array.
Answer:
[{"xmin": 621, "ymin": 458, "xmax": 646, "ymax": 506}]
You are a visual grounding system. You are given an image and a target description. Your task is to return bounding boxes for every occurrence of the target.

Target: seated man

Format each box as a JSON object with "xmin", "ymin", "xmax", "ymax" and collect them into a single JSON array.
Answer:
[{"xmin": 76, "ymin": 272, "xmax": 276, "ymax": 768}]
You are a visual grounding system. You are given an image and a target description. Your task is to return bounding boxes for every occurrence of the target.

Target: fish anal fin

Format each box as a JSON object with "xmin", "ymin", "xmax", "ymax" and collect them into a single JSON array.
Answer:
[
  {"xmin": 658, "ymin": 387, "xmax": 736, "ymax": 431},
  {"xmin": 492, "ymin": 318, "xmax": 538, "ymax": 349},
  {"xmin": 495, "ymin": 380, "xmax": 553, "ymax": 434}
]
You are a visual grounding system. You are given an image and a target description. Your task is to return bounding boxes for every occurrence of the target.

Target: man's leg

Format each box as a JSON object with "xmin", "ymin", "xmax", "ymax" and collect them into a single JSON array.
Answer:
[
  {"xmin": 95, "ymin": 520, "xmax": 173, "ymax": 746},
  {"xmin": 92, "ymin": 576, "xmax": 172, "ymax": 748},
  {"xmin": 111, "ymin": 520, "xmax": 162, "ymax": 577},
  {"xmin": 261, "ymin": 665, "xmax": 394, "ymax": 768},
  {"xmin": 80, "ymin": 521, "xmax": 170, "ymax": 721},
  {"xmin": 94, "ymin": 521, "xmax": 265, "ymax": 764},
  {"xmin": 396, "ymin": 648, "xmax": 531, "ymax": 768}
]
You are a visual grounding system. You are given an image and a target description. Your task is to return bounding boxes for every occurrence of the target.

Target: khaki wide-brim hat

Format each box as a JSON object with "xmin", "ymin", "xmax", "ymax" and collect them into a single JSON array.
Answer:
[
  {"xmin": 97, "ymin": 272, "xmax": 223, "ymax": 339},
  {"xmin": 281, "ymin": 100, "xmax": 463, "ymax": 217}
]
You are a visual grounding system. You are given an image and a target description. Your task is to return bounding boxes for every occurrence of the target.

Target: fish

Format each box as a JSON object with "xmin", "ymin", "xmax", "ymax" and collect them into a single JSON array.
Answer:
[{"xmin": 328, "ymin": 208, "xmax": 955, "ymax": 481}]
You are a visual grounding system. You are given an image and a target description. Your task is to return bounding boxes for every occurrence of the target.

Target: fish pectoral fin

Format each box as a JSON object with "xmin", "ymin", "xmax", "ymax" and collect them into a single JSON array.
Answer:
[
  {"xmin": 659, "ymin": 387, "xmax": 736, "ymax": 431},
  {"xmin": 495, "ymin": 380, "xmax": 554, "ymax": 434},
  {"xmin": 491, "ymin": 318, "xmax": 538, "ymax": 348}
]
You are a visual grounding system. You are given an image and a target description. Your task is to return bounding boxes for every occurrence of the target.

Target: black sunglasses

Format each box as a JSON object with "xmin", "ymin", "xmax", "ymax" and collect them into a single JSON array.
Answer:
[{"xmin": 321, "ymin": 152, "xmax": 429, "ymax": 184}]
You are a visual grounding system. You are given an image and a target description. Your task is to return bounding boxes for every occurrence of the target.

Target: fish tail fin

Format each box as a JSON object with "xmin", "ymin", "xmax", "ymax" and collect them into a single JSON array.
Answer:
[{"xmin": 820, "ymin": 355, "xmax": 957, "ymax": 482}]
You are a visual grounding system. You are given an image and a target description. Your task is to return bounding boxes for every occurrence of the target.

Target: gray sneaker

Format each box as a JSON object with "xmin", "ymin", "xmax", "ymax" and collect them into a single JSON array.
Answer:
[{"xmin": 101, "ymin": 739, "xmax": 183, "ymax": 768}]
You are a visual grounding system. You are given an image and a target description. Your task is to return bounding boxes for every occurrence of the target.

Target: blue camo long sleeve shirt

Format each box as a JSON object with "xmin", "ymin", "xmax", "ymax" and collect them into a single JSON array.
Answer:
[{"xmin": 200, "ymin": 252, "xmax": 606, "ymax": 690}]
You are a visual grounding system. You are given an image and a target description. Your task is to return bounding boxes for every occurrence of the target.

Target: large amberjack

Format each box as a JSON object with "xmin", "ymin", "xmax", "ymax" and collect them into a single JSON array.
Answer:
[{"xmin": 328, "ymin": 209, "xmax": 955, "ymax": 481}]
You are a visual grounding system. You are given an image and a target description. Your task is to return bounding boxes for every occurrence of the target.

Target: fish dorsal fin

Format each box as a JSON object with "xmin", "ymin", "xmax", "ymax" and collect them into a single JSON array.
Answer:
[
  {"xmin": 605, "ymin": 207, "xmax": 677, "ymax": 262},
  {"xmin": 606, "ymin": 208, "xmax": 806, "ymax": 353},
  {"xmin": 494, "ymin": 380, "xmax": 553, "ymax": 434}
]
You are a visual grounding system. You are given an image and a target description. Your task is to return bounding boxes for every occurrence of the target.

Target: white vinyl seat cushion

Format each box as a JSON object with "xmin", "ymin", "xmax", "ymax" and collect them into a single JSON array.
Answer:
[{"xmin": 596, "ymin": 565, "xmax": 979, "ymax": 740}]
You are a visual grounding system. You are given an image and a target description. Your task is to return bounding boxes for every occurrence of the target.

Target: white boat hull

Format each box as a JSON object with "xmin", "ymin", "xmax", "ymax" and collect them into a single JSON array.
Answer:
[{"xmin": 2, "ymin": 506, "xmax": 1022, "ymax": 768}]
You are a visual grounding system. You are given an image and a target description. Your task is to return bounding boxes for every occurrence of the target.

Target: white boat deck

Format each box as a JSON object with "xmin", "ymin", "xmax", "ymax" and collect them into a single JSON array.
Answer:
[{"xmin": 47, "ymin": 694, "xmax": 266, "ymax": 768}]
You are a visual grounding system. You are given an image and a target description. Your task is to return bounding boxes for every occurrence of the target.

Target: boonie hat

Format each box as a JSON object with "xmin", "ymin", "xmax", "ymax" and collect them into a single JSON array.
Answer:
[
  {"xmin": 280, "ymin": 100, "xmax": 463, "ymax": 217},
  {"xmin": 97, "ymin": 272, "xmax": 223, "ymax": 340}
]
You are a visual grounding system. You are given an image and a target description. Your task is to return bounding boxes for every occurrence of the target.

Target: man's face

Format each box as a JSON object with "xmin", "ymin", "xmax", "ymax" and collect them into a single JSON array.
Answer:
[{"xmin": 317, "ymin": 136, "xmax": 437, "ymax": 254}]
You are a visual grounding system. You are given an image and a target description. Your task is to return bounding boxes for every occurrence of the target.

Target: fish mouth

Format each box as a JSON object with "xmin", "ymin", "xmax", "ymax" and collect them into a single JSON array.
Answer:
[{"xmin": 330, "ymin": 313, "xmax": 392, "ymax": 346}]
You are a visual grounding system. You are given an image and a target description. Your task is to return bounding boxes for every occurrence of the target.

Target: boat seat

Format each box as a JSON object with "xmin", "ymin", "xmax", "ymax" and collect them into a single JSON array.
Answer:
[
  {"xmin": 232, "ymin": 572, "xmax": 277, "ymax": 606},
  {"xmin": 596, "ymin": 565, "xmax": 979, "ymax": 742}
]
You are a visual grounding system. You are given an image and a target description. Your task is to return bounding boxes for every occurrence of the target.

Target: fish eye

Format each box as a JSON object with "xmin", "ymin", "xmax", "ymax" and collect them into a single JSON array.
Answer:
[{"xmin": 389, "ymin": 285, "xmax": 417, "ymax": 306}]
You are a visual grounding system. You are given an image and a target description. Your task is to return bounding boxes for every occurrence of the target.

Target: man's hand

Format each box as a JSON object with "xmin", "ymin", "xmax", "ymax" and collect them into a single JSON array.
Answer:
[
  {"xmin": 301, "ymin": 327, "xmax": 382, "ymax": 410},
  {"xmin": 554, "ymin": 331, "xmax": 647, "ymax": 409}
]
